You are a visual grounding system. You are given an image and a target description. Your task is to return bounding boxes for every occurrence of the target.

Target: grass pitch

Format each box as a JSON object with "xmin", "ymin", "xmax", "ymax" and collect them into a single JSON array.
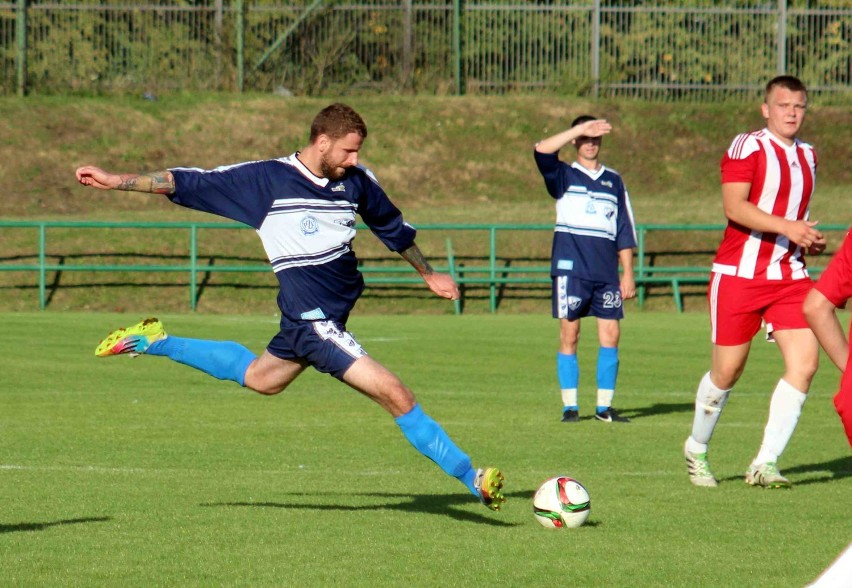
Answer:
[{"xmin": 1, "ymin": 312, "xmax": 850, "ymax": 586}]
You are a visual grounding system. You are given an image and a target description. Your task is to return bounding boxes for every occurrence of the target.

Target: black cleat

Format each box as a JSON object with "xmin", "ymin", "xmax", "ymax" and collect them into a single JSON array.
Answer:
[
  {"xmin": 561, "ymin": 409, "xmax": 579, "ymax": 423},
  {"xmin": 594, "ymin": 407, "xmax": 630, "ymax": 423}
]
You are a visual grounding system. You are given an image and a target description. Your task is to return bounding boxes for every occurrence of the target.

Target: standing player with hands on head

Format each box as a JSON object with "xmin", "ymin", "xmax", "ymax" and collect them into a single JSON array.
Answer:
[
  {"xmin": 75, "ymin": 103, "xmax": 506, "ymax": 512},
  {"xmin": 684, "ymin": 76, "xmax": 826, "ymax": 489},
  {"xmin": 803, "ymin": 229, "xmax": 852, "ymax": 449},
  {"xmin": 534, "ymin": 116, "xmax": 637, "ymax": 424}
]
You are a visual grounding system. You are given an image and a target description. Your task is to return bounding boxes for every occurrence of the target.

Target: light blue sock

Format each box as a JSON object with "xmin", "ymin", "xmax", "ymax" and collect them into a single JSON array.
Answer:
[
  {"xmin": 557, "ymin": 353, "xmax": 579, "ymax": 410},
  {"xmin": 395, "ymin": 404, "xmax": 477, "ymax": 496},
  {"xmin": 596, "ymin": 346, "xmax": 619, "ymax": 412},
  {"xmin": 147, "ymin": 337, "xmax": 256, "ymax": 386},
  {"xmin": 557, "ymin": 352, "xmax": 579, "ymax": 389}
]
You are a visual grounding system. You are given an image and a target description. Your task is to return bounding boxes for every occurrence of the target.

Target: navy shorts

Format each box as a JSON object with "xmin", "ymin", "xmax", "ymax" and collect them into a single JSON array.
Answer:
[
  {"xmin": 266, "ymin": 319, "xmax": 367, "ymax": 380},
  {"xmin": 552, "ymin": 275, "xmax": 624, "ymax": 321}
]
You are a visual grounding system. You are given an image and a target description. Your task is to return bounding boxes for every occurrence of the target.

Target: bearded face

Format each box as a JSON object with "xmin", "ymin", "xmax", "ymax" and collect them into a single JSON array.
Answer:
[
  {"xmin": 318, "ymin": 133, "xmax": 364, "ymax": 180},
  {"xmin": 320, "ymin": 153, "xmax": 347, "ymax": 180}
]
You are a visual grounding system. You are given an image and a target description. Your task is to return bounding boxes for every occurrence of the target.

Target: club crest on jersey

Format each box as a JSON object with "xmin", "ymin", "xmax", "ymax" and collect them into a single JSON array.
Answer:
[
  {"xmin": 300, "ymin": 215, "xmax": 320, "ymax": 235},
  {"xmin": 331, "ymin": 183, "xmax": 346, "ymax": 192},
  {"xmin": 567, "ymin": 296, "xmax": 582, "ymax": 310}
]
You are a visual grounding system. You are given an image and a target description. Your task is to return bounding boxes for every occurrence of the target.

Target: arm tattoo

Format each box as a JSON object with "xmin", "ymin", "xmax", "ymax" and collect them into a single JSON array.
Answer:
[
  {"xmin": 400, "ymin": 244, "xmax": 434, "ymax": 275},
  {"xmin": 117, "ymin": 171, "xmax": 175, "ymax": 194}
]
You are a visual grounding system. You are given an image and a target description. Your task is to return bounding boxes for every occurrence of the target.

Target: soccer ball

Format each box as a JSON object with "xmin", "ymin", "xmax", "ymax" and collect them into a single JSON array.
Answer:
[{"xmin": 532, "ymin": 476, "xmax": 591, "ymax": 529}]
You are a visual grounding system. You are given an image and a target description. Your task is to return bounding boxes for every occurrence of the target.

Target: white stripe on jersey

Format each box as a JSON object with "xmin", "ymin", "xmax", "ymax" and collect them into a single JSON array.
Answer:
[
  {"xmin": 737, "ymin": 229, "xmax": 761, "ymax": 279},
  {"xmin": 257, "ymin": 197, "xmax": 357, "ymax": 272},
  {"xmin": 555, "ymin": 224, "xmax": 615, "ymax": 240},
  {"xmin": 566, "ymin": 185, "xmax": 617, "ymax": 204},
  {"xmin": 555, "ymin": 184, "xmax": 620, "ymax": 242}
]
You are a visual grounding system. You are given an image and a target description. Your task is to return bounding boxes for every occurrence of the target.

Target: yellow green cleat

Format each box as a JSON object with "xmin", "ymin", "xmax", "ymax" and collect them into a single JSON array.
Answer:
[
  {"xmin": 94, "ymin": 317, "xmax": 167, "ymax": 358},
  {"xmin": 474, "ymin": 467, "xmax": 506, "ymax": 511}
]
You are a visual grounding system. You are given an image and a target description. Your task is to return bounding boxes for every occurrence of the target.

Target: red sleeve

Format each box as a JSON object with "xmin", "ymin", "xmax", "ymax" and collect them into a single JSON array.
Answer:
[
  {"xmin": 721, "ymin": 151, "xmax": 757, "ymax": 184},
  {"xmin": 815, "ymin": 231, "xmax": 852, "ymax": 308}
]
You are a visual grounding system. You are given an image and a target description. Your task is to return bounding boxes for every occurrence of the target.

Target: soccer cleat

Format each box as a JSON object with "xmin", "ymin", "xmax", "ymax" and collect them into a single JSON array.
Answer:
[
  {"xmin": 684, "ymin": 441, "xmax": 718, "ymax": 487},
  {"xmin": 473, "ymin": 467, "xmax": 506, "ymax": 511},
  {"xmin": 594, "ymin": 407, "xmax": 630, "ymax": 423},
  {"xmin": 745, "ymin": 462, "xmax": 792, "ymax": 489},
  {"xmin": 94, "ymin": 317, "xmax": 167, "ymax": 358},
  {"xmin": 561, "ymin": 409, "xmax": 579, "ymax": 423}
]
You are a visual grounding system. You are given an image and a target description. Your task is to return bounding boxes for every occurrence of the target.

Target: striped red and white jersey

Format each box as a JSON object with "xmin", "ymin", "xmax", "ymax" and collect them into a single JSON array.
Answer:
[{"xmin": 712, "ymin": 128, "xmax": 817, "ymax": 281}]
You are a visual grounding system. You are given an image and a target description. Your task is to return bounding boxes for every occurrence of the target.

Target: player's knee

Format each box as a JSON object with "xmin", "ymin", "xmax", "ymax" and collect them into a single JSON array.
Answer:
[
  {"xmin": 245, "ymin": 378, "xmax": 288, "ymax": 395},
  {"xmin": 243, "ymin": 362, "xmax": 290, "ymax": 395},
  {"xmin": 376, "ymin": 380, "xmax": 416, "ymax": 416},
  {"xmin": 711, "ymin": 366, "xmax": 743, "ymax": 390},
  {"xmin": 560, "ymin": 332, "xmax": 579, "ymax": 350}
]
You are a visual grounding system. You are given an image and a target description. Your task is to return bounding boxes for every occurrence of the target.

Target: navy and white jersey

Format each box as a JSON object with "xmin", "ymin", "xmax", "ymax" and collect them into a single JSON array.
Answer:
[
  {"xmin": 169, "ymin": 154, "xmax": 416, "ymax": 323},
  {"xmin": 534, "ymin": 150, "xmax": 636, "ymax": 283}
]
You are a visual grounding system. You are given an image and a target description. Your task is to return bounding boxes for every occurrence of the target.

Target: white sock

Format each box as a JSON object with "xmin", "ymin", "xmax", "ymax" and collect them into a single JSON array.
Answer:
[
  {"xmin": 690, "ymin": 372, "xmax": 730, "ymax": 448},
  {"xmin": 807, "ymin": 543, "xmax": 852, "ymax": 587},
  {"xmin": 596, "ymin": 388, "xmax": 614, "ymax": 408},
  {"xmin": 753, "ymin": 379, "xmax": 807, "ymax": 466},
  {"xmin": 561, "ymin": 388, "xmax": 578, "ymax": 408}
]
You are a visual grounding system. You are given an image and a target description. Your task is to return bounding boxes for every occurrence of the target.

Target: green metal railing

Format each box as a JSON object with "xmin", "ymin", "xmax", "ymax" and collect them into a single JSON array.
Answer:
[{"xmin": 0, "ymin": 220, "xmax": 846, "ymax": 312}]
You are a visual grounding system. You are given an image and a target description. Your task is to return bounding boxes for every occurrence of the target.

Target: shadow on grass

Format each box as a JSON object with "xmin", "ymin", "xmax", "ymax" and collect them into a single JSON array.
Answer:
[
  {"xmin": 781, "ymin": 456, "xmax": 852, "ymax": 486},
  {"xmin": 203, "ymin": 492, "xmax": 524, "ymax": 527},
  {"xmin": 719, "ymin": 456, "xmax": 851, "ymax": 486},
  {"xmin": 618, "ymin": 402, "xmax": 695, "ymax": 420},
  {"xmin": 0, "ymin": 516, "xmax": 111, "ymax": 534}
]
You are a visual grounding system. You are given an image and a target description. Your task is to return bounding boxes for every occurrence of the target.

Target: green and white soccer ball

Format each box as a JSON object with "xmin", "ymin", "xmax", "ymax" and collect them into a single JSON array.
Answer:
[{"xmin": 532, "ymin": 476, "xmax": 591, "ymax": 529}]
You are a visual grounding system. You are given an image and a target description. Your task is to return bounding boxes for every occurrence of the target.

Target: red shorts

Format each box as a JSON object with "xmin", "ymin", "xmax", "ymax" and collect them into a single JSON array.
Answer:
[
  {"xmin": 836, "ymin": 343, "xmax": 852, "ymax": 448},
  {"xmin": 708, "ymin": 273, "xmax": 813, "ymax": 346}
]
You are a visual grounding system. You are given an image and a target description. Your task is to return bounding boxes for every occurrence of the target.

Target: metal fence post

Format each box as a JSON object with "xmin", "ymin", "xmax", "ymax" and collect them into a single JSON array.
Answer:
[
  {"xmin": 16, "ymin": 0, "xmax": 27, "ymax": 97},
  {"xmin": 592, "ymin": 0, "xmax": 601, "ymax": 98},
  {"xmin": 402, "ymin": 0, "xmax": 413, "ymax": 89},
  {"xmin": 489, "ymin": 227, "xmax": 497, "ymax": 312},
  {"xmin": 190, "ymin": 225, "xmax": 198, "ymax": 311},
  {"xmin": 777, "ymin": 0, "xmax": 787, "ymax": 75},
  {"xmin": 38, "ymin": 223, "xmax": 46, "ymax": 309},
  {"xmin": 235, "ymin": 0, "xmax": 245, "ymax": 92},
  {"xmin": 214, "ymin": 0, "xmax": 224, "ymax": 88},
  {"xmin": 453, "ymin": 0, "xmax": 463, "ymax": 95}
]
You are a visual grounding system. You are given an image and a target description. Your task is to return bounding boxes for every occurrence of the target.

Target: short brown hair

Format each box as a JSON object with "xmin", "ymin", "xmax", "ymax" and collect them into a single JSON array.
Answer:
[
  {"xmin": 309, "ymin": 103, "xmax": 368, "ymax": 143},
  {"xmin": 571, "ymin": 115, "xmax": 596, "ymax": 128},
  {"xmin": 765, "ymin": 75, "xmax": 808, "ymax": 101}
]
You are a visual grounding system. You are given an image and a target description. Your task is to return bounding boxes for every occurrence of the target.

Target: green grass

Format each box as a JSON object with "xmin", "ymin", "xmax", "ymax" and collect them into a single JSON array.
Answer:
[{"xmin": 1, "ymin": 312, "xmax": 850, "ymax": 586}]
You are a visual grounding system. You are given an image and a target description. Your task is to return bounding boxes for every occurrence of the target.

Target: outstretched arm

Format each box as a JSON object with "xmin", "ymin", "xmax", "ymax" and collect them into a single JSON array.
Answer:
[
  {"xmin": 534, "ymin": 119, "xmax": 612, "ymax": 154},
  {"xmin": 399, "ymin": 243, "xmax": 460, "ymax": 300},
  {"xmin": 76, "ymin": 166, "xmax": 175, "ymax": 195}
]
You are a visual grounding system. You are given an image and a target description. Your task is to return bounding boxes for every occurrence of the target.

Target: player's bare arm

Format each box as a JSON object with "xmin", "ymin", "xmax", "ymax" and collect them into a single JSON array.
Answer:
[
  {"xmin": 618, "ymin": 248, "xmax": 636, "ymax": 300},
  {"xmin": 803, "ymin": 288, "xmax": 849, "ymax": 371},
  {"xmin": 535, "ymin": 119, "xmax": 612, "ymax": 154},
  {"xmin": 76, "ymin": 166, "xmax": 175, "ymax": 195},
  {"xmin": 722, "ymin": 181, "xmax": 823, "ymax": 248},
  {"xmin": 400, "ymin": 243, "xmax": 460, "ymax": 300}
]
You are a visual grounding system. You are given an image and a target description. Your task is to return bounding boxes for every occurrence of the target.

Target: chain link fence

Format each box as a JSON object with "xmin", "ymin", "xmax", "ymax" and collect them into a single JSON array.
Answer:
[{"xmin": 1, "ymin": 0, "xmax": 850, "ymax": 101}]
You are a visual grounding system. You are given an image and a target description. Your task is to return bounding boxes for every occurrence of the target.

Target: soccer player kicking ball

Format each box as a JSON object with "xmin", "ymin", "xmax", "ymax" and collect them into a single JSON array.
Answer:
[
  {"xmin": 803, "ymin": 229, "xmax": 852, "ymax": 449},
  {"xmin": 684, "ymin": 76, "xmax": 826, "ymax": 489},
  {"xmin": 534, "ymin": 116, "xmax": 637, "ymax": 424},
  {"xmin": 76, "ymin": 103, "xmax": 505, "ymax": 512}
]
